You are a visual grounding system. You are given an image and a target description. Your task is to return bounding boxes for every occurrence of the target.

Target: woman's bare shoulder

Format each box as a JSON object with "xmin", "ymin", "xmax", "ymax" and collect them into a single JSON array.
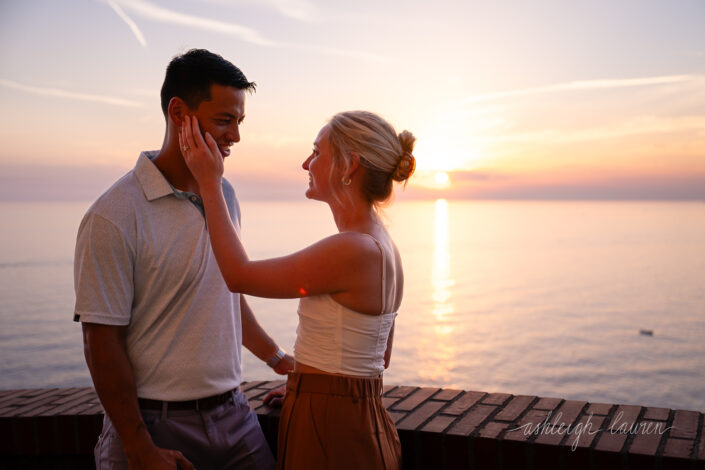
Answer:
[{"xmin": 319, "ymin": 231, "xmax": 380, "ymax": 251}]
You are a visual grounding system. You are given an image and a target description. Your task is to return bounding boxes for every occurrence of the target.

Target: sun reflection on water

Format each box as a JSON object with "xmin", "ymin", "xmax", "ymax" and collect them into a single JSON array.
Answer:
[
  {"xmin": 432, "ymin": 199, "xmax": 455, "ymax": 319},
  {"xmin": 418, "ymin": 198, "xmax": 458, "ymax": 384}
]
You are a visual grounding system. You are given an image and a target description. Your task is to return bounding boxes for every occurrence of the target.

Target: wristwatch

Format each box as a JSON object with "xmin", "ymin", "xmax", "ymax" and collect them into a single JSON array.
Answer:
[{"xmin": 266, "ymin": 348, "xmax": 286, "ymax": 368}]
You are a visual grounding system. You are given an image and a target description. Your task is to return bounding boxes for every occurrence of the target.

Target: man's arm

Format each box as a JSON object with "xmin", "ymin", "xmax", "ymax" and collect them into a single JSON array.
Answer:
[
  {"xmin": 240, "ymin": 296, "xmax": 294, "ymax": 374},
  {"xmin": 83, "ymin": 323, "xmax": 194, "ymax": 470}
]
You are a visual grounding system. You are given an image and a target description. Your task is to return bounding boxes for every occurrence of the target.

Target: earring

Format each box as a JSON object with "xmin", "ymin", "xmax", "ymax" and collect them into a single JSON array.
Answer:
[{"xmin": 342, "ymin": 177, "xmax": 352, "ymax": 186}]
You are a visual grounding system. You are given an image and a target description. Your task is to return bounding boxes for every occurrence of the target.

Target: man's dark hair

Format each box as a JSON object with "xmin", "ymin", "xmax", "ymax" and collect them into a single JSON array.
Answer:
[{"xmin": 160, "ymin": 49, "xmax": 256, "ymax": 116}]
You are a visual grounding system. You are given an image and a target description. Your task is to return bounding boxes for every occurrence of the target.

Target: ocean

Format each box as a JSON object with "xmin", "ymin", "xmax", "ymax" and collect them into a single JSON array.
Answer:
[{"xmin": 0, "ymin": 200, "xmax": 703, "ymax": 411}]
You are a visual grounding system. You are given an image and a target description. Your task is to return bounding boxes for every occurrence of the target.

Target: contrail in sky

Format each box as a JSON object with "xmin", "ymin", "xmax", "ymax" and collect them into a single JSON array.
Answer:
[
  {"xmin": 104, "ymin": 0, "xmax": 388, "ymax": 62},
  {"xmin": 108, "ymin": 0, "xmax": 275, "ymax": 46},
  {"xmin": 0, "ymin": 79, "xmax": 144, "ymax": 108},
  {"xmin": 105, "ymin": 0, "xmax": 147, "ymax": 47}
]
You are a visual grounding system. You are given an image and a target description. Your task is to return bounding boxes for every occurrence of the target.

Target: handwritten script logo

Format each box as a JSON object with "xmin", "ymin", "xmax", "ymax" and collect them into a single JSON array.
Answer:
[{"xmin": 508, "ymin": 411, "xmax": 672, "ymax": 451}]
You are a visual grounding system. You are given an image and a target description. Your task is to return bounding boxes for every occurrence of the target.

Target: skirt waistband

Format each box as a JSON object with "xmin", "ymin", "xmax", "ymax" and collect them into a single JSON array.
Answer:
[{"xmin": 287, "ymin": 372, "xmax": 383, "ymax": 398}]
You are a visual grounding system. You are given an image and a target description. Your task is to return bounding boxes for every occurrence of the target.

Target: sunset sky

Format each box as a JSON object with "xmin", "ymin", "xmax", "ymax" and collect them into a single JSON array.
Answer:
[{"xmin": 1, "ymin": 0, "xmax": 703, "ymax": 201}]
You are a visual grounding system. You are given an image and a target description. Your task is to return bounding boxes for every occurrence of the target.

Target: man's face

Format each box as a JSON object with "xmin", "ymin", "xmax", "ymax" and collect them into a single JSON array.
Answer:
[{"xmin": 188, "ymin": 84, "xmax": 246, "ymax": 158}]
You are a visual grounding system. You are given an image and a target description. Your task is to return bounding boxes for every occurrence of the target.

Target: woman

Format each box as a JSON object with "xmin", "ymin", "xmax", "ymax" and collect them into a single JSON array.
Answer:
[{"xmin": 180, "ymin": 110, "xmax": 415, "ymax": 470}]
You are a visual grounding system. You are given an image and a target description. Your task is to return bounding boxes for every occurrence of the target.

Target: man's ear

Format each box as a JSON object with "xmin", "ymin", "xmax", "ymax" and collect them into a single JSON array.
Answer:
[{"xmin": 167, "ymin": 97, "xmax": 189, "ymax": 126}]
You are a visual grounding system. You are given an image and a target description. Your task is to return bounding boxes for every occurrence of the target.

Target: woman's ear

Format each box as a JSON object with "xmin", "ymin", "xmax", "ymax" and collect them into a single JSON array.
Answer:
[{"xmin": 345, "ymin": 153, "xmax": 361, "ymax": 180}]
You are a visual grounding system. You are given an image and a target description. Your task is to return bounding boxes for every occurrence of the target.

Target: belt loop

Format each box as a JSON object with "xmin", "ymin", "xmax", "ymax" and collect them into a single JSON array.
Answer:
[{"xmin": 161, "ymin": 400, "xmax": 168, "ymax": 420}]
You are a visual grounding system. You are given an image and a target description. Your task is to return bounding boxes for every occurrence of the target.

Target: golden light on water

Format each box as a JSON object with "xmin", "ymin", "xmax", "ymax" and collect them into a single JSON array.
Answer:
[
  {"xmin": 418, "ymin": 198, "xmax": 458, "ymax": 384},
  {"xmin": 432, "ymin": 198, "xmax": 455, "ymax": 318}
]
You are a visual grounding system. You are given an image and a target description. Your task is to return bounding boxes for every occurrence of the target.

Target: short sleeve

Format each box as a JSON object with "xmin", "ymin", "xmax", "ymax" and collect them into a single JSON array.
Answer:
[
  {"xmin": 73, "ymin": 213, "xmax": 134, "ymax": 325},
  {"xmin": 222, "ymin": 178, "xmax": 241, "ymax": 232}
]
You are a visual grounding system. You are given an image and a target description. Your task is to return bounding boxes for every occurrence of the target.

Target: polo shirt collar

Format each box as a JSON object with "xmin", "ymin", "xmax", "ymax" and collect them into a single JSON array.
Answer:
[{"xmin": 135, "ymin": 151, "xmax": 175, "ymax": 201}]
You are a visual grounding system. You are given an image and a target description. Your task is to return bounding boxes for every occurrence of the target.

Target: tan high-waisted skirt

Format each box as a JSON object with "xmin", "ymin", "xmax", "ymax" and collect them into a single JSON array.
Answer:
[{"xmin": 277, "ymin": 372, "xmax": 401, "ymax": 470}]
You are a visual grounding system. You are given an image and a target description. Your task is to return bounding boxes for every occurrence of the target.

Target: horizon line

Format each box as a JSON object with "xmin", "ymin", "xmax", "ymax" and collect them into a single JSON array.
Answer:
[{"xmin": 1, "ymin": 196, "xmax": 703, "ymax": 203}]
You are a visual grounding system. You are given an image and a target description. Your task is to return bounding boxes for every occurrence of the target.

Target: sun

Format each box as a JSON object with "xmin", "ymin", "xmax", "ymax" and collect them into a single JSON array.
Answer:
[
  {"xmin": 404, "ymin": 111, "xmax": 488, "ymax": 190},
  {"xmin": 412, "ymin": 113, "xmax": 483, "ymax": 174},
  {"xmin": 411, "ymin": 170, "xmax": 452, "ymax": 190},
  {"xmin": 434, "ymin": 171, "xmax": 450, "ymax": 187}
]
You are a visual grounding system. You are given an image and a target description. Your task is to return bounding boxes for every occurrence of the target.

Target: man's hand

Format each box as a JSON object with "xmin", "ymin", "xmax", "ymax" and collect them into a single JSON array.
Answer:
[
  {"xmin": 129, "ymin": 448, "xmax": 195, "ymax": 470},
  {"xmin": 119, "ymin": 422, "xmax": 195, "ymax": 470},
  {"xmin": 273, "ymin": 353, "xmax": 295, "ymax": 375},
  {"xmin": 262, "ymin": 384, "xmax": 286, "ymax": 408},
  {"xmin": 126, "ymin": 436, "xmax": 195, "ymax": 470}
]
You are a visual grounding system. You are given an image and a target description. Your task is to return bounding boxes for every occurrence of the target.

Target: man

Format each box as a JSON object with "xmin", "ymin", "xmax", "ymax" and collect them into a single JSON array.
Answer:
[{"xmin": 74, "ymin": 49, "xmax": 292, "ymax": 470}]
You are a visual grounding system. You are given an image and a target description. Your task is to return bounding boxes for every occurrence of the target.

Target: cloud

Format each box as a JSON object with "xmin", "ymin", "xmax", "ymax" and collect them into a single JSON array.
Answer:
[
  {"xmin": 450, "ymin": 170, "xmax": 508, "ymax": 183},
  {"xmin": 105, "ymin": 0, "xmax": 147, "ymax": 47},
  {"xmin": 292, "ymin": 43, "xmax": 388, "ymax": 63},
  {"xmin": 477, "ymin": 115, "xmax": 705, "ymax": 146},
  {"xmin": 252, "ymin": 0, "xmax": 318, "ymax": 22},
  {"xmin": 125, "ymin": 87, "xmax": 157, "ymax": 97},
  {"xmin": 196, "ymin": 0, "xmax": 319, "ymax": 22},
  {"xmin": 104, "ymin": 0, "xmax": 388, "ymax": 62},
  {"xmin": 399, "ymin": 170, "xmax": 705, "ymax": 201},
  {"xmin": 0, "ymin": 78, "xmax": 144, "ymax": 108},
  {"xmin": 461, "ymin": 75, "xmax": 694, "ymax": 105}
]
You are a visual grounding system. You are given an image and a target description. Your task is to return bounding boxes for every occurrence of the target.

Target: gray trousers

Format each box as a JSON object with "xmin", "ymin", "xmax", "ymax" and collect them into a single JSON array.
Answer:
[{"xmin": 94, "ymin": 389, "xmax": 275, "ymax": 470}]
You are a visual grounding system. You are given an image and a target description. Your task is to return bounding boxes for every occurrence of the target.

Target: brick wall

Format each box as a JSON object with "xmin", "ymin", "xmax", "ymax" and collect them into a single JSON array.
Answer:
[{"xmin": 1, "ymin": 383, "xmax": 703, "ymax": 469}]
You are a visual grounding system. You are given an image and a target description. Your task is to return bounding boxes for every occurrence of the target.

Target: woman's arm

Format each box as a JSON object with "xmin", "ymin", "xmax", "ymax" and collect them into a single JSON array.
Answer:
[
  {"xmin": 181, "ymin": 116, "xmax": 377, "ymax": 299},
  {"xmin": 384, "ymin": 320, "xmax": 395, "ymax": 369}
]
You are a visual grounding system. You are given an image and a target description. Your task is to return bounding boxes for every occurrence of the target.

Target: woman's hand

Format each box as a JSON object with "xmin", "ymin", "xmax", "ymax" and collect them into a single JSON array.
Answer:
[
  {"xmin": 273, "ymin": 353, "xmax": 295, "ymax": 375},
  {"xmin": 262, "ymin": 384, "xmax": 287, "ymax": 408},
  {"xmin": 180, "ymin": 115, "xmax": 224, "ymax": 189}
]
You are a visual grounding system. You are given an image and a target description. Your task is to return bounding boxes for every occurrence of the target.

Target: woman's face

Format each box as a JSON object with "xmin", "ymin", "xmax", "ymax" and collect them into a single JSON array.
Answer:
[{"xmin": 302, "ymin": 124, "xmax": 337, "ymax": 202}]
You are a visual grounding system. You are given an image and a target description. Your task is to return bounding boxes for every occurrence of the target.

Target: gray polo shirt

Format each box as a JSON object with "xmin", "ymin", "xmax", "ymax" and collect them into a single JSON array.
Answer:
[{"xmin": 74, "ymin": 151, "xmax": 242, "ymax": 400}]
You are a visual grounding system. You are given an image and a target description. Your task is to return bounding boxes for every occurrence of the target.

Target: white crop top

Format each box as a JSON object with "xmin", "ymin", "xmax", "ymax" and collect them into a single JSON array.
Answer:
[{"xmin": 294, "ymin": 236, "xmax": 397, "ymax": 376}]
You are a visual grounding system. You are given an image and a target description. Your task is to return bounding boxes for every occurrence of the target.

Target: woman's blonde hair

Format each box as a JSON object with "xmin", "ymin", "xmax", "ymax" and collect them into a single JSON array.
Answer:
[{"xmin": 327, "ymin": 111, "xmax": 416, "ymax": 207}]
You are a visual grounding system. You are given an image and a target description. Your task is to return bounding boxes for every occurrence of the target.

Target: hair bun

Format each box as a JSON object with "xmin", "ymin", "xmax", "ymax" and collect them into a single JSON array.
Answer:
[
  {"xmin": 398, "ymin": 130, "xmax": 416, "ymax": 154},
  {"xmin": 393, "ymin": 152, "xmax": 416, "ymax": 182},
  {"xmin": 393, "ymin": 130, "xmax": 416, "ymax": 182}
]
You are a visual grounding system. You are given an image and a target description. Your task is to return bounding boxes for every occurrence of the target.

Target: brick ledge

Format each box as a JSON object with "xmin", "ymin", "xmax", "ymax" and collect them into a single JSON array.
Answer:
[{"xmin": 0, "ymin": 383, "xmax": 703, "ymax": 469}]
